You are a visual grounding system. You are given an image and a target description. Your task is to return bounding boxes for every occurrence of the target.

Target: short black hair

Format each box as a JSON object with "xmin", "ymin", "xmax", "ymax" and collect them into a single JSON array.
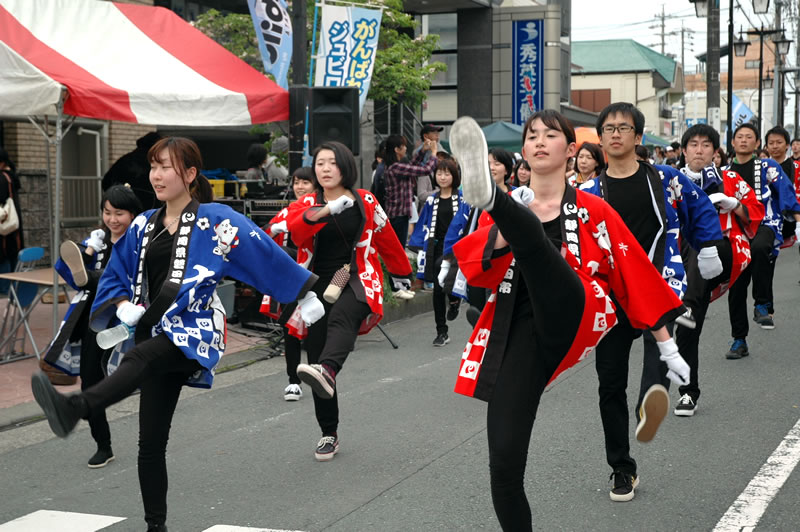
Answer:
[
  {"xmin": 435, "ymin": 157, "xmax": 461, "ymax": 189},
  {"xmin": 522, "ymin": 109, "xmax": 577, "ymax": 146},
  {"xmin": 682, "ymin": 124, "xmax": 720, "ymax": 151},
  {"xmin": 312, "ymin": 141, "xmax": 359, "ymax": 189},
  {"xmin": 383, "ymin": 134, "xmax": 408, "ymax": 167},
  {"xmin": 292, "ymin": 166, "xmax": 317, "ymax": 188},
  {"xmin": 765, "ymin": 125, "xmax": 790, "ymax": 145},
  {"xmin": 635, "ymin": 145, "xmax": 650, "ymax": 160},
  {"xmin": 670, "ymin": 141, "xmax": 681, "ymax": 151},
  {"xmin": 792, "ymin": 138, "xmax": 800, "ymax": 144},
  {"xmin": 101, "ymin": 184, "xmax": 143, "ymax": 215},
  {"xmin": 596, "ymin": 102, "xmax": 645, "ymax": 136},
  {"xmin": 733, "ymin": 122, "xmax": 760, "ymax": 139},
  {"xmin": 246, "ymin": 143, "xmax": 268, "ymax": 167},
  {"xmin": 488, "ymin": 147, "xmax": 515, "ymax": 183}
]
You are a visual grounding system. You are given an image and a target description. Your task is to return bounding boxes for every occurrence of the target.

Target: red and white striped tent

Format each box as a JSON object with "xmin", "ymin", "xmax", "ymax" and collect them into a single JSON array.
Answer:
[
  {"xmin": 0, "ymin": 0, "xmax": 288, "ymax": 125},
  {"xmin": 0, "ymin": 0, "xmax": 289, "ymax": 330}
]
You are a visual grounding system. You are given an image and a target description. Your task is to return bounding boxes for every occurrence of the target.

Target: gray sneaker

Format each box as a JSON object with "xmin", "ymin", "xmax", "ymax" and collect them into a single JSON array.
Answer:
[{"xmin": 449, "ymin": 116, "xmax": 495, "ymax": 210}]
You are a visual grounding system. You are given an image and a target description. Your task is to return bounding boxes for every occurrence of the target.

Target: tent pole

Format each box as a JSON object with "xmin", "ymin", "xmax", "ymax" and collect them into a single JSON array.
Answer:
[{"xmin": 52, "ymin": 94, "xmax": 64, "ymax": 334}]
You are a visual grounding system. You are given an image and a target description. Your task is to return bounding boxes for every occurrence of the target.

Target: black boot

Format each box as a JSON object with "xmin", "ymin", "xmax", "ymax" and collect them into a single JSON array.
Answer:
[
  {"xmin": 146, "ymin": 524, "xmax": 168, "ymax": 531},
  {"xmin": 31, "ymin": 372, "xmax": 85, "ymax": 438}
]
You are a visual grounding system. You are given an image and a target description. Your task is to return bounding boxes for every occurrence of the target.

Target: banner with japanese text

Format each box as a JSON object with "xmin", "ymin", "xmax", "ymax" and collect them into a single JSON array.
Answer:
[
  {"xmin": 248, "ymin": 0, "xmax": 292, "ymax": 90},
  {"xmin": 314, "ymin": 4, "xmax": 382, "ymax": 113},
  {"xmin": 730, "ymin": 94, "xmax": 755, "ymax": 136},
  {"xmin": 512, "ymin": 19, "xmax": 543, "ymax": 125}
]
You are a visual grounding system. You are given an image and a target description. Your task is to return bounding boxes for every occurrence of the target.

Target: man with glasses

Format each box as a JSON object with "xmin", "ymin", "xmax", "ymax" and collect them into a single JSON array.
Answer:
[{"xmin": 581, "ymin": 102, "xmax": 722, "ymax": 502}]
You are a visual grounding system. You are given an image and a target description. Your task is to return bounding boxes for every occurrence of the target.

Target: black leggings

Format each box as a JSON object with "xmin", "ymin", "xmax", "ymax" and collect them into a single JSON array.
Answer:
[
  {"xmin": 81, "ymin": 334, "xmax": 201, "ymax": 527},
  {"xmin": 304, "ymin": 278, "xmax": 371, "ymax": 435},
  {"xmin": 431, "ymin": 240, "xmax": 460, "ymax": 335},
  {"xmin": 79, "ymin": 328, "xmax": 111, "ymax": 449},
  {"xmin": 484, "ymin": 190, "xmax": 585, "ymax": 531},
  {"xmin": 283, "ymin": 328, "xmax": 301, "ymax": 385},
  {"xmin": 728, "ymin": 225, "xmax": 775, "ymax": 338}
]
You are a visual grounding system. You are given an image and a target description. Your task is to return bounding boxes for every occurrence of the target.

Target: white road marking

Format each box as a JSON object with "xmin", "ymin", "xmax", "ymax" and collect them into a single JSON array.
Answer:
[
  {"xmin": 202, "ymin": 527, "xmax": 305, "ymax": 532},
  {"xmin": 0, "ymin": 510, "xmax": 125, "ymax": 531},
  {"xmin": 714, "ymin": 416, "xmax": 800, "ymax": 531}
]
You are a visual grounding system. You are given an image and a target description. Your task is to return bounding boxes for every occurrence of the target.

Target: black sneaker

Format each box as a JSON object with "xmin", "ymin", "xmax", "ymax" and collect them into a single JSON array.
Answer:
[
  {"xmin": 88, "ymin": 447, "xmax": 115, "ymax": 469},
  {"xmin": 60, "ymin": 240, "xmax": 89, "ymax": 287},
  {"xmin": 726, "ymin": 338, "xmax": 749, "ymax": 359},
  {"xmin": 30, "ymin": 372, "xmax": 82, "ymax": 438},
  {"xmin": 446, "ymin": 302, "xmax": 460, "ymax": 321},
  {"xmin": 674, "ymin": 394, "xmax": 698, "ymax": 417},
  {"xmin": 753, "ymin": 304, "xmax": 775, "ymax": 330},
  {"xmin": 314, "ymin": 435, "xmax": 339, "ymax": 462},
  {"xmin": 432, "ymin": 333, "xmax": 450, "ymax": 347},
  {"xmin": 146, "ymin": 524, "xmax": 168, "ymax": 532},
  {"xmin": 609, "ymin": 470, "xmax": 639, "ymax": 502},
  {"xmin": 466, "ymin": 305, "xmax": 481, "ymax": 327},
  {"xmin": 297, "ymin": 363, "xmax": 336, "ymax": 399},
  {"xmin": 635, "ymin": 384, "xmax": 669, "ymax": 443}
]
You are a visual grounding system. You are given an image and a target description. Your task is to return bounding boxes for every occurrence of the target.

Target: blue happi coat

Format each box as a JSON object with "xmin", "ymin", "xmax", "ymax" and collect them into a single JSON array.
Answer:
[
  {"xmin": 723, "ymin": 157, "xmax": 800, "ymax": 254},
  {"xmin": 91, "ymin": 202, "xmax": 316, "ymax": 388},
  {"xmin": 580, "ymin": 162, "xmax": 722, "ymax": 299},
  {"xmin": 408, "ymin": 191, "xmax": 464, "ymax": 282}
]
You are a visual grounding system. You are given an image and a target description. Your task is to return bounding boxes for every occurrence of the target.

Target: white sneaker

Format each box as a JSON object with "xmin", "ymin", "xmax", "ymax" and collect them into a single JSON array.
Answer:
[
  {"xmin": 394, "ymin": 289, "xmax": 415, "ymax": 300},
  {"xmin": 284, "ymin": 383, "xmax": 302, "ymax": 401},
  {"xmin": 449, "ymin": 116, "xmax": 495, "ymax": 210}
]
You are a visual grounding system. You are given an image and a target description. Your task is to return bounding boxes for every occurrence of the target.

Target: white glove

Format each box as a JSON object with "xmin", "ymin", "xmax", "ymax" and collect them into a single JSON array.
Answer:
[
  {"xmin": 297, "ymin": 291, "xmax": 325, "ymax": 326},
  {"xmin": 269, "ymin": 220, "xmax": 288, "ymax": 236},
  {"xmin": 794, "ymin": 224, "xmax": 800, "ymax": 244},
  {"xmin": 657, "ymin": 337, "xmax": 690, "ymax": 386},
  {"xmin": 327, "ymin": 195, "xmax": 354, "ymax": 215},
  {"xmin": 697, "ymin": 245, "xmax": 723, "ymax": 280},
  {"xmin": 116, "ymin": 301, "xmax": 145, "ymax": 327},
  {"xmin": 707, "ymin": 192, "xmax": 739, "ymax": 214},
  {"xmin": 86, "ymin": 229, "xmax": 106, "ymax": 252},
  {"xmin": 438, "ymin": 260, "xmax": 451, "ymax": 287},
  {"xmin": 511, "ymin": 186, "xmax": 535, "ymax": 206},
  {"xmin": 392, "ymin": 276, "xmax": 411, "ymax": 292}
]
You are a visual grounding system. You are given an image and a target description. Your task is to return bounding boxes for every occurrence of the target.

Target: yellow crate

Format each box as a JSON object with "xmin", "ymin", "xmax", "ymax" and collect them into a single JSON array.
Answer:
[{"xmin": 208, "ymin": 179, "xmax": 225, "ymax": 198}]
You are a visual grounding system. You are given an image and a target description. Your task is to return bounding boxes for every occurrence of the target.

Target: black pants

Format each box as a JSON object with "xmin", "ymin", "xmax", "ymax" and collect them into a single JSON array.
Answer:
[
  {"xmin": 483, "ymin": 190, "xmax": 585, "ymax": 531},
  {"xmin": 430, "ymin": 240, "xmax": 459, "ymax": 335},
  {"xmin": 389, "ymin": 215, "xmax": 409, "ymax": 248},
  {"xmin": 642, "ymin": 239, "xmax": 732, "ymax": 406},
  {"xmin": 283, "ymin": 328, "xmax": 301, "ymax": 385},
  {"xmin": 728, "ymin": 225, "xmax": 775, "ymax": 339},
  {"xmin": 305, "ymin": 278, "xmax": 371, "ymax": 435},
  {"xmin": 81, "ymin": 334, "xmax": 201, "ymax": 527}
]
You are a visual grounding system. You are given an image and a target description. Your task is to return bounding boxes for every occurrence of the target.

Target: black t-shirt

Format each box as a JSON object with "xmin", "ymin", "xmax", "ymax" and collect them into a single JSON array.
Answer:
[
  {"xmin": 313, "ymin": 204, "xmax": 362, "ymax": 279},
  {"xmin": 729, "ymin": 157, "xmax": 756, "ymax": 190},
  {"xmin": 514, "ymin": 216, "xmax": 562, "ymax": 315},
  {"xmin": 145, "ymin": 216, "xmax": 175, "ymax": 301},
  {"xmin": 434, "ymin": 195, "xmax": 457, "ymax": 240},
  {"xmin": 780, "ymin": 158, "xmax": 795, "ymax": 186},
  {"xmin": 605, "ymin": 165, "xmax": 660, "ymax": 255}
]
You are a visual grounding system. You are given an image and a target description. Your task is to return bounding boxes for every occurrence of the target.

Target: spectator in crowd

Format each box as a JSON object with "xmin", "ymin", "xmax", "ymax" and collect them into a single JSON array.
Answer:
[
  {"xmin": 791, "ymin": 138, "xmax": 800, "ymax": 161},
  {"xmin": 244, "ymin": 143, "xmax": 268, "ymax": 181},
  {"xmin": 713, "ymin": 147, "xmax": 727, "ymax": 170},
  {"xmin": 635, "ymin": 145, "xmax": 650, "ymax": 162},
  {"xmin": 512, "ymin": 159, "xmax": 531, "ymax": 187},
  {"xmin": 102, "ymin": 132, "xmax": 162, "ymax": 210},
  {"xmin": 0, "ymin": 148, "xmax": 23, "ymax": 295},
  {"xmin": 414, "ymin": 124, "xmax": 446, "ymax": 208},
  {"xmin": 575, "ymin": 142, "xmax": 605, "ymax": 184}
]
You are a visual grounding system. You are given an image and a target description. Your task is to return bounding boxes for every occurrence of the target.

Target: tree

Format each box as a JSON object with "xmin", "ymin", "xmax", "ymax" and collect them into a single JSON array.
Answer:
[{"xmin": 193, "ymin": 1, "xmax": 446, "ymax": 109}]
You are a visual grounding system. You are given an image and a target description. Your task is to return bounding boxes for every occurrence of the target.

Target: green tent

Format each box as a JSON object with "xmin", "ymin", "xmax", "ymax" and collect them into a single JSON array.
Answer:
[{"xmin": 441, "ymin": 121, "xmax": 523, "ymax": 154}]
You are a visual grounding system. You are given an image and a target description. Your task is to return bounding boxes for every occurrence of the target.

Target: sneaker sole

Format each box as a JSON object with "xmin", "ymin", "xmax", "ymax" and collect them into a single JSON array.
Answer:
[
  {"xmin": 284, "ymin": 394, "xmax": 302, "ymax": 401},
  {"xmin": 31, "ymin": 372, "xmax": 73, "ymax": 438},
  {"xmin": 759, "ymin": 323, "xmax": 775, "ymax": 330},
  {"xmin": 449, "ymin": 116, "xmax": 493, "ymax": 209},
  {"xmin": 674, "ymin": 405, "xmax": 697, "ymax": 417},
  {"xmin": 60, "ymin": 240, "xmax": 88, "ymax": 287},
  {"xmin": 315, "ymin": 445, "xmax": 339, "ymax": 462},
  {"xmin": 433, "ymin": 338, "xmax": 450, "ymax": 347},
  {"xmin": 296, "ymin": 364, "xmax": 335, "ymax": 399},
  {"xmin": 88, "ymin": 455, "xmax": 115, "ymax": 469},
  {"xmin": 609, "ymin": 476, "xmax": 639, "ymax": 502},
  {"xmin": 635, "ymin": 384, "xmax": 669, "ymax": 443}
]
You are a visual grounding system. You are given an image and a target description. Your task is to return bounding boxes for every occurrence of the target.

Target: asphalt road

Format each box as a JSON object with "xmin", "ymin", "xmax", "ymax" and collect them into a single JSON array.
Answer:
[{"xmin": 2, "ymin": 251, "xmax": 800, "ymax": 531}]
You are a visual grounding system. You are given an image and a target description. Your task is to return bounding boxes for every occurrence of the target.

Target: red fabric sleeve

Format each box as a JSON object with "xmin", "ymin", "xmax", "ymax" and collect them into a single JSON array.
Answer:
[
  {"xmin": 452, "ymin": 225, "xmax": 514, "ymax": 289},
  {"xmin": 372, "ymin": 213, "xmax": 412, "ymax": 277},
  {"xmin": 284, "ymin": 196, "xmax": 326, "ymax": 247},
  {"xmin": 599, "ymin": 201, "xmax": 683, "ymax": 330},
  {"xmin": 725, "ymin": 171, "xmax": 765, "ymax": 239}
]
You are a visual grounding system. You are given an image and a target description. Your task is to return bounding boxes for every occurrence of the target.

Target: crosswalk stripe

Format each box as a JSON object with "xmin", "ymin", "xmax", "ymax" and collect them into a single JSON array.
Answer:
[{"xmin": 0, "ymin": 510, "xmax": 126, "ymax": 531}]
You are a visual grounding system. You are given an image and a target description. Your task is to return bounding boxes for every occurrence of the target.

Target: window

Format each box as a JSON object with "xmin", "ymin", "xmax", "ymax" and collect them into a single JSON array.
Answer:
[
  {"xmin": 745, "ymin": 60, "xmax": 760, "ymax": 69},
  {"xmin": 425, "ymin": 13, "xmax": 457, "ymax": 50},
  {"xmin": 431, "ymin": 53, "xmax": 458, "ymax": 86}
]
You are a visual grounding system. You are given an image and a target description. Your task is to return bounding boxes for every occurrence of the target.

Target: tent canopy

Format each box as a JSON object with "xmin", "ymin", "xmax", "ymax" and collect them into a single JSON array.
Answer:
[
  {"xmin": 442, "ymin": 121, "xmax": 524, "ymax": 154},
  {"xmin": 0, "ymin": 0, "xmax": 288, "ymax": 126}
]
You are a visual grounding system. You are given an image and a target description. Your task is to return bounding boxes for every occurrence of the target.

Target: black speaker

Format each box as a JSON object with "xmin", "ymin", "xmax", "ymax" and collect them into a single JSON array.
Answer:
[{"xmin": 309, "ymin": 87, "xmax": 360, "ymax": 155}]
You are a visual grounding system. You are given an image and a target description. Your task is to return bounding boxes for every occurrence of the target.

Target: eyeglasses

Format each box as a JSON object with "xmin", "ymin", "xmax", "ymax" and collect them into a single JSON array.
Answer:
[{"xmin": 601, "ymin": 124, "xmax": 635, "ymax": 135}]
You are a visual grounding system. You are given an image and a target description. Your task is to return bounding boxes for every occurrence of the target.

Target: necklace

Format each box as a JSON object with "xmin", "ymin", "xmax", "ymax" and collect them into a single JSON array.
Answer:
[{"xmin": 154, "ymin": 215, "xmax": 179, "ymax": 240}]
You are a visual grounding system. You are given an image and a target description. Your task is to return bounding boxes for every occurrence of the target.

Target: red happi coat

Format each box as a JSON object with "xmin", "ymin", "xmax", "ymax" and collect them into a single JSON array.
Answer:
[
  {"xmin": 282, "ymin": 189, "xmax": 412, "ymax": 338},
  {"xmin": 452, "ymin": 187, "xmax": 684, "ymax": 401},
  {"xmin": 259, "ymin": 207, "xmax": 296, "ymax": 319},
  {"xmin": 709, "ymin": 168, "xmax": 765, "ymax": 301}
]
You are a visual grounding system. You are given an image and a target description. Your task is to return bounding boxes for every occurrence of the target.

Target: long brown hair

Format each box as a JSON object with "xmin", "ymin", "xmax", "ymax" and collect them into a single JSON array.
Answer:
[{"xmin": 148, "ymin": 137, "xmax": 213, "ymax": 203}]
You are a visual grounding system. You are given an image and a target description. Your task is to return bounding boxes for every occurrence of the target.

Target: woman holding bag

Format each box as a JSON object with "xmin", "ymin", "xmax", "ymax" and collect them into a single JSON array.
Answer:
[
  {"xmin": 0, "ymin": 148, "xmax": 23, "ymax": 295},
  {"xmin": 30, "ymin": 137, "xmax": 325, "ymax": 532}
]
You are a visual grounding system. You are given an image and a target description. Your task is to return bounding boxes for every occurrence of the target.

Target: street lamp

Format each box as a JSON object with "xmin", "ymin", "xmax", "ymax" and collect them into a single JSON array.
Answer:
[
  {"xmin": 689, "ymin": 0, "xmax": 708, "ymax": 17},
  {"xmin": 774, "ymin": 32, "xmax": 792, "ymax": 56},
  {"xmin": 733, "ymin": 31, "xmax": 751, "ymax": 57},
  {"xmin": 752, "ymin": 0, "xmax": 770, "ymax": 14},
  {"xmin": 763, "ymin": 69, "xmax": 774, "ymax": 89},
  {"xmin": 741, "ymin": 25, "xmax": 785, "ymax": 130}
]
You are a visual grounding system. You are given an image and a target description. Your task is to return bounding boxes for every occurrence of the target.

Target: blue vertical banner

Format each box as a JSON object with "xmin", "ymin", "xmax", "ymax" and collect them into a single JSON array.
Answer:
[
  {"xmin": 248, "ymin": 0, "xmax": 292, "ymax": 90},
  {"xmin": 729, "ymin": 94, "xmax": 756, "ymax": 136},
  {"xmin": 313, "ymin": 4, "xmax": 382, "ymax": 113},
  {"xmin": 512, "ymin": 20, "xmax": 544, "ymax": 125}
]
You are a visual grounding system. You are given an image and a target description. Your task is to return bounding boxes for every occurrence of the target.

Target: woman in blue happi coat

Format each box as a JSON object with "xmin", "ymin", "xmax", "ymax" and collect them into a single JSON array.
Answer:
[
  {"xmin": 43, "ymin": 184, "xmax": 142, "ymax": 469},
  {"xmin": 408, "ymin": 157, "xmax": 464, "ymax": 346},
  {"xmin": 31, "ymin": 137, "xmax": 325, "ymax": 532}
]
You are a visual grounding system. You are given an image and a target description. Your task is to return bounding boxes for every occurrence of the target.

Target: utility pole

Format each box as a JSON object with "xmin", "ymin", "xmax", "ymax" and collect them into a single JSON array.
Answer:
[
  {"xmin": 660, "ymin": 5, "xmax": 666, "ymax": 54},
  {"xmin": 708, "ymin": 0, "xmax": 721, "ymax": 134},
  {"xmin": 774, "ymin": 1, "xmax": 783, "ymax": 127},
  {"xmin": 796, "ymin": 0, "xmax": 800, "ymax": 132}
]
